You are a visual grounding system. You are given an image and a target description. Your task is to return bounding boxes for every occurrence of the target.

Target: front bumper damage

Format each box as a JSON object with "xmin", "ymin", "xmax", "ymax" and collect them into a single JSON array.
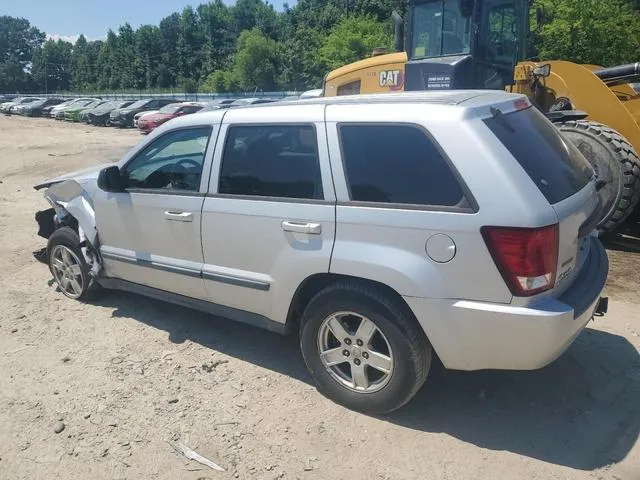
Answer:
[{"xmin": 35, "ymin": 180, "xmax": 101, "ymax": 278}]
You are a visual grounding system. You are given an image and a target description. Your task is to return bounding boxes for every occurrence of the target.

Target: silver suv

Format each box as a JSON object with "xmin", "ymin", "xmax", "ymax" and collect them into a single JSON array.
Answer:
[{"xmin": 34, "ymin": 91, "xmax": 609, "ymax": 414}]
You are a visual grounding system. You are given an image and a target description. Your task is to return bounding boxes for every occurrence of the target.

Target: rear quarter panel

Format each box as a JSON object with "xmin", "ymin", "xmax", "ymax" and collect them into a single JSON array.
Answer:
[{"xmin": 324, "ymin": 103, "xmax": 558, "ymax": 303}]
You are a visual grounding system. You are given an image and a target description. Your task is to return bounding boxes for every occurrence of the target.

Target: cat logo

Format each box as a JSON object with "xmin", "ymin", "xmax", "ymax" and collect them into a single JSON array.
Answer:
[{"xmin": 379, "ymin": 70, "xmax": 404, "ymax": 90}]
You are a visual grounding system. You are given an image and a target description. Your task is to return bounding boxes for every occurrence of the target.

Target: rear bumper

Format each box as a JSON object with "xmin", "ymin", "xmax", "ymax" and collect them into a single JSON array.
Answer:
[{"xmin": 405, "ymin": 236, "xmax": 609, "ymax": 371}]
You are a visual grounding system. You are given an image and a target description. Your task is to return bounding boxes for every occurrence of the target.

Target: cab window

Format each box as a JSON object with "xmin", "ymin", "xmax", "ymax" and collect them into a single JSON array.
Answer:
[{"xmin": 337, "ymin": 80, "xmax": 361, "ymax": 96}]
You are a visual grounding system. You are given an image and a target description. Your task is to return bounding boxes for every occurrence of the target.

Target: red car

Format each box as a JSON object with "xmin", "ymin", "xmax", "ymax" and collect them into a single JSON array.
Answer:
[{"xmin": 137, "ymin": 102, "xmax": 205, "ymax": 134}]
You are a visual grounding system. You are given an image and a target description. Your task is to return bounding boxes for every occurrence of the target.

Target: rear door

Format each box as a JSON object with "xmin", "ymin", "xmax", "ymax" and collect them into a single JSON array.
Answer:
[
  {"xmin": 483, "ymin": 106, "xmax": 597, "ymax": 297},
  {"xmin": 200, "ymin": 105, "xmax": 336, "ymax": 324}
]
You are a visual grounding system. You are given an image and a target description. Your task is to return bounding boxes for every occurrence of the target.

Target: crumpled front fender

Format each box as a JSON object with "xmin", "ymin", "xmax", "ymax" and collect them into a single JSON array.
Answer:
[{"xmin": 43, "ymin": 179, "xmax": 98, "ymax": 247}]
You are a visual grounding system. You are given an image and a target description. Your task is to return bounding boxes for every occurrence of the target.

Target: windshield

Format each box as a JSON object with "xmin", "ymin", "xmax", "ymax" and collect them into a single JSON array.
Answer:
[
  {"xmin": 411, "ymin": 0, "xmax": 471, "ymax": 58},
  {"xmin": 158, "ymin": 104, "xmax": 182, "ymax": 114},
  {"xmin": 127, "ymin": 100, "xmax": 149, "ymax": 109}
]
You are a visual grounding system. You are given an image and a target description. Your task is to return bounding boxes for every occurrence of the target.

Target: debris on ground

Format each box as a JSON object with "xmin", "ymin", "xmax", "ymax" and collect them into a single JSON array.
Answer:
[{"xmin": 168, "ymin": 441, "xmax": 225, "ymax": 472}]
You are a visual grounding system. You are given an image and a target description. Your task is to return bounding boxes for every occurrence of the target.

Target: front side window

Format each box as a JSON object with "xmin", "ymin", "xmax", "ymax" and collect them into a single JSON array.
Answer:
[
  {"xmin": 123, "ymin": 127, "xmax": 212, "ymax": 192},
  {"xmin": 411, "ymin": 0, "xmax": 472, "ymax": 58},
  {"xmin": 339, "ymin": 124, "xmax": 466, "ymax": 207},
  {"xmin": 219, "ymin": 124, "xmax": 323, "ymax": 200}
]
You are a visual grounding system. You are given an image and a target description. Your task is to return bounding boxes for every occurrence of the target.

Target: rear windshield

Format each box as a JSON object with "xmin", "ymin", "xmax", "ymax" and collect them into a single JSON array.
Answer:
[{"xmin": 484, "ymin": 107, "xmax": 593, "ymax": 204}]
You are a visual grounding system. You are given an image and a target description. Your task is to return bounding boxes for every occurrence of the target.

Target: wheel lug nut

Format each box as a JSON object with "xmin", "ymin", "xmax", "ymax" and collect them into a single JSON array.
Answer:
[
  {"xmin": 344, "ymin": 338, "xmax": 352, "ymax": 345},
  {"xmin": 343, "ymin": 350, "xmax": 350, "ymax": 357},
  {"xmin": 354, "ymin": 359, "xmax": 361, "ymax": 366},
  {"xmin": 362, "ymin": 352, "xmax": 369, "ymax": 359},
  {"xmin": 356, "ymin": 339, "xmax": 363, "ymax": 346}
]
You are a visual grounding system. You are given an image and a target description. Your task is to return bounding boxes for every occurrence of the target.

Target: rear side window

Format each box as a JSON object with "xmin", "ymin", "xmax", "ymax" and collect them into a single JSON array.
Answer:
[
  {"xmin": 484, "ymin": 107, "xmax": 593, "ymax": 204},
  {"xmin": 339, "ymin": 124, "xmax": 467, "ymax": 207},
  {"xmin": 219, "ymin": 125, "xmax": 323, "ymax": 200}
]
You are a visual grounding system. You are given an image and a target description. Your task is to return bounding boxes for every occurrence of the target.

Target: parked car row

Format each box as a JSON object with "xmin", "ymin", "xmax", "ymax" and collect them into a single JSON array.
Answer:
[{"xmin": 0, "ymin": 92, "xmax": 323, "ymax": 134}]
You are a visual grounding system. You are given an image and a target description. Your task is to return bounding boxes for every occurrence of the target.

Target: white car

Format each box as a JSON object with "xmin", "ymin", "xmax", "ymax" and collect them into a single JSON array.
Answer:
[{"xmin": 34, "ymin": 91, "xmax": 609, "ymax": 414}]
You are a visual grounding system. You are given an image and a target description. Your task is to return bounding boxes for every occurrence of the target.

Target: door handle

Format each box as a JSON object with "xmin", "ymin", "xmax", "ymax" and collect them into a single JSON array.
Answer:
[
  {"xmin": 164, "ymin": 211, "xmax": 193, "ymax": 222},
  {"xmin": 281, "ymin": 221, "xmax": 322, "ymax": 235}
]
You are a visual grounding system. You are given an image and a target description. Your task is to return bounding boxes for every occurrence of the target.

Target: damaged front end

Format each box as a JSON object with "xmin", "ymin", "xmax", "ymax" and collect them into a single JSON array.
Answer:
[{"xmin": 35, "ymin": 179, "xmax": 102, "ymax": 279}]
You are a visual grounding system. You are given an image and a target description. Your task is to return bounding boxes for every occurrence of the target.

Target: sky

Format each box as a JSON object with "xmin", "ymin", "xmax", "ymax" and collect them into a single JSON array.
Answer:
[{"xmin": 4, "ymin": 0, "xmax": 292, "ymax": 42}]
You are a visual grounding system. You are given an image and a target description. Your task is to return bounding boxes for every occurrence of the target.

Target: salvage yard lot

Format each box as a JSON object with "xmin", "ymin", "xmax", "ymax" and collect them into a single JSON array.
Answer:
[{"xmin": 0, "ymin": 115, "xmax": 639, "ymax": 480}]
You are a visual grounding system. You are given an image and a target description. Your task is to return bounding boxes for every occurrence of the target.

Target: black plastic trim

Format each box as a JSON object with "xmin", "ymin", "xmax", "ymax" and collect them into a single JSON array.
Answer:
[
  {"xmin": 101, "ymin": 251, "xmax": 270, "ymax": 291},
  {"xmin": 558, "ymin": 237, "xmax": 609, "ymax": 319},
  {"xmin": 96, "ymin": 277, "xmax": 287, "ymax": 334}
]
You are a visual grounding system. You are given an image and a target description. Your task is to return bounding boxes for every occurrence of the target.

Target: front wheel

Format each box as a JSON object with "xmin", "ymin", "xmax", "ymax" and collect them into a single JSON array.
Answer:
[
  {"xmin": 47, "ymin": 227, "xmax": 93, "ymax": 300},
  {"xmin": 300, "ymin": 281, "xmax": 431, "ymax": 414}
]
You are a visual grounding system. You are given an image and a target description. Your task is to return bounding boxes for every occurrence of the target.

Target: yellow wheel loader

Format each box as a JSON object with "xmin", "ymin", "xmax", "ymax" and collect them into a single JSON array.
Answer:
[{"xmin": 323, "ymin": 0, "xmax": 640, "ymax": 235}]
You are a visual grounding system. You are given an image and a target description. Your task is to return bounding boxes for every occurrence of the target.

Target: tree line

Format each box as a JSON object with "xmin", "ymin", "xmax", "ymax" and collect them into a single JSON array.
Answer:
[{"xmin": 1, "ymin": 0, "xmax": 640, "ymax": 94}]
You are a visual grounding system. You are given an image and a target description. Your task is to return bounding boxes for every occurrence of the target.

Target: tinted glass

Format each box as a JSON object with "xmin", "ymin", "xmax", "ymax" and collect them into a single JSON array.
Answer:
[
  {"xmin": 124, "ymin": 127, "xmax": 212, "ymax": 192},
  {"xmin": 411, "ymin": 0, "xmax": 471, "ymax": 58},
  {"xmin": 484, "ymin": 107, "xmax": 593, "ymax": 204},
  {"xmin": 337, "ymin": 81, "xmax": 361, "ymax": 96},
  {"xmin": 159, "ymin": 104, "xmax": 182, "ymax": 114},
  {"xmin": 128, "ymin": 100, "xmax": 148, "ymax": 109},
  {"xmin": 219, "ymin": 125, "xmax": 323, "ymax": 200},
  {"xmin": 339, "ymin": 124, "xmax": 465, "ymax": 206}
]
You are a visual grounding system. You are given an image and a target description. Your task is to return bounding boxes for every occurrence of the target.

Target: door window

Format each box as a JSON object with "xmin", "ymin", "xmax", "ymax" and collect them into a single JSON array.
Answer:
[
  {"xmin": 123, "ymin": 127, "xmax": 212, "ymax": 192},
  {"xmin": 219, "ymin": 124, "xmax": 323, "ymax": 200},
  {"xmin": 339, "ymin": 124, "xmax": 467, "ymax": 207}
]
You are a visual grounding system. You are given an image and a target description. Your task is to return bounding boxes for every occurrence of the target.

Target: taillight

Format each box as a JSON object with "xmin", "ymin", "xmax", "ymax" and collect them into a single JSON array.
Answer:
[{"xmin": 481, "ymin": 224, "xmax": 559, "ymax": 297}]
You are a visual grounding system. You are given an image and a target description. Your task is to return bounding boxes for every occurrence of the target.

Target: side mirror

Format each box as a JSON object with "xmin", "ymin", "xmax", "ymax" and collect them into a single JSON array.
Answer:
[
  {"xmin": 533, "ymin": 63, "xmax": 551, "ymax": 78},
  {"xmin": 97, "ymin": 165, "xmax": 125, "ymax": 192}
]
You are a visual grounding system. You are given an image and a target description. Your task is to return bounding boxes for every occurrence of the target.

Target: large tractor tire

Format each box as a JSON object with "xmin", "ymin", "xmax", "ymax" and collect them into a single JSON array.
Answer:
[{"xmin": 556, "ymin": 120, "xmax": 640, "ymax": 235}]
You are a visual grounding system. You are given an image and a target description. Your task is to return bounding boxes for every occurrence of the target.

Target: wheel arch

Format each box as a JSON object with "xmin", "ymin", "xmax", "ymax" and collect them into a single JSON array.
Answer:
[{"xmin": 285, "ymin": 273, "xmax": 423, "ymax": 335}]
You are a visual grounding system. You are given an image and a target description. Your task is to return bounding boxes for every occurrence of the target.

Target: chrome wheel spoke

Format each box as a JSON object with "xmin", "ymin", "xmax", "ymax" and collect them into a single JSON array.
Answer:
[
  {"xmin": 351, "ymin": 362, "xmax": 369, "ymax": 389},
  {"xmin": 355, "ymin": 318, "xmax": 377, "ymax": 345},
  {"xmin": 367, "ymin": 351, "xmax": 392, "ymax": 374},
  {"xmin": 326, "ymin": 316, "xmax": 349, "ymax": 342},
  {"xmin": 321, "ymin": 347, "xmax": 347, "ymax": 367},
  {"xmin": 68, "ymin": 277, "xmax": 82, "ymax": 295},
  {"xmin": 52, "ymin": 258, "xmax": 65, "ymax": 272},
  {"xmin": 69, "ymin": 264, "xmax": 82, "ymax": 276},
  {"xmin": 61, "ymin": 248, "xmax": 73, "ymax": 267}
]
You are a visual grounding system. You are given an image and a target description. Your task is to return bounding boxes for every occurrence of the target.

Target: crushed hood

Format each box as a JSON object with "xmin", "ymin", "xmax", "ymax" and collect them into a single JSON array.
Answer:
[{"xmin": 33, "ymin": 162, "xmax": 115, "ymax": 190}]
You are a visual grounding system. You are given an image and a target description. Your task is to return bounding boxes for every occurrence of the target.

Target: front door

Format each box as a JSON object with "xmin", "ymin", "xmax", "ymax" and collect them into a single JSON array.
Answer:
[
  {"xmin": 200, "ymin": 109, "xmax": 336, "ymax": 325},
  {"xmin": 94, "ymin": 126, "xmax": 214, "ymax": 299}
]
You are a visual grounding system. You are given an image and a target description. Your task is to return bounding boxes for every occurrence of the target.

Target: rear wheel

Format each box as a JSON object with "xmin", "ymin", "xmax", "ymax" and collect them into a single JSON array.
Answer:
[
  {"xmin": 556, "ymin": 120, "xmax": 640, "ymax": 234},
  {"xmin": 299, "ymin": 281, "xmax": 431, "ymax": 414}
]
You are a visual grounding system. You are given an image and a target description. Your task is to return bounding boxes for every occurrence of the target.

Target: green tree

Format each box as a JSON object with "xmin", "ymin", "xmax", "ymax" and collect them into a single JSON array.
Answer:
[
  {"xmin": 533, "ymin": 0, "xmax": 640, "ymax": 66},
  {"xmin": 231, "ymin": 28, "xmax": 282, "ymax": 91},
  {"xmin": 319, "ymin": 15, "xmax": 393, "ymax": 70},
  {"xmin": 31, "ymin": 39, "xmax": 73, "ymax": 92},
  {"xmin": 0, "ymin": 16, "xmax": 45, "ymax": 91}
]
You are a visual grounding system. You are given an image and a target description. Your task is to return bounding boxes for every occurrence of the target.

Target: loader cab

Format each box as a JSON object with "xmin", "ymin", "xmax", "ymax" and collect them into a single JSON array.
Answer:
[{"xmin": 404, "ymin": 0, "xmax": 529, "ymax": 91}]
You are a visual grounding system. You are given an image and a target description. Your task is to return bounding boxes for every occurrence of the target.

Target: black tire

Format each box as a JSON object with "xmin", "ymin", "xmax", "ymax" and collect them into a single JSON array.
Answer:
[
  {"xmin": 299, "ymin": 281, "xmax": 431, "ymax": 414},
  {"xmin": 556, "ymin": 120, "xmax": 640, "ymax": 234},
  {"xmin": 46, "ymin": 227, "xmax": 95, "ymax": 300}
]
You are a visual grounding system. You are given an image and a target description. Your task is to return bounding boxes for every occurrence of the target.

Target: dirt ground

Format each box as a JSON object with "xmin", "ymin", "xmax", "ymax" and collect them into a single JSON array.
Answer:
[{"xmin": 0, "ymin": 115, "xmax": 639, "ymax": 480}]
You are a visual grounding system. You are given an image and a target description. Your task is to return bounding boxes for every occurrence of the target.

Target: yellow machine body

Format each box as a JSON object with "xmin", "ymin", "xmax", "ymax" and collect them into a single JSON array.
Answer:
[{"xmin": 324, "ymin": 55, "xmax": 640, "ymax": 156}]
